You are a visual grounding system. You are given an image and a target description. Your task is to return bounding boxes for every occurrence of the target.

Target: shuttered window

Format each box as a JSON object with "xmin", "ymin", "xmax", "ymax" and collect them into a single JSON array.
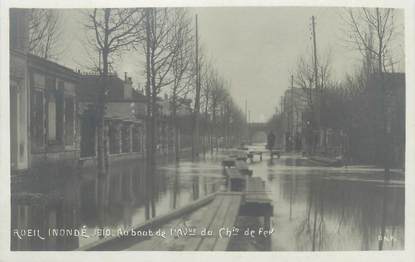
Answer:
[{"xmin": 64, "ymin": 97, "xmax": 74, "ymax": 146}]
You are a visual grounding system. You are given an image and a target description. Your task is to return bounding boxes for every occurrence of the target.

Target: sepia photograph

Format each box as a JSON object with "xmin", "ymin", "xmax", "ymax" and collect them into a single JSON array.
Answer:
[{"xmin": 3, "ymin": 0, "xmax": 413, "ymax": 257}]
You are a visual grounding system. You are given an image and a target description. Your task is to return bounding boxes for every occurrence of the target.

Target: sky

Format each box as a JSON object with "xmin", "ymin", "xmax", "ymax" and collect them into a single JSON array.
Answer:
[{"xmin": 58, "ymin": 7, "xmax": 405, "ymax": 123}]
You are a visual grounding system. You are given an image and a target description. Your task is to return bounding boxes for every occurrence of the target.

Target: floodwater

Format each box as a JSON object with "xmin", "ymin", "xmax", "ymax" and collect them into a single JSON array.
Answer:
[
  {"xmin": 229, "ymin": 145, "xmax": 405, "ymax": 251},
  {"xmin": 11, "ymin": 155, "xmax": 224, "ymax": 251},
  {"xmin": 11, "ymin": 148, "xmax": 404, "ymax": 251}
]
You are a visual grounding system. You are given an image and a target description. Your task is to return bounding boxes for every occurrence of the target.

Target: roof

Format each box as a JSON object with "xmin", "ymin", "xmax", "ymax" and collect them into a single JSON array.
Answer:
[
  {"xmin": 78, "ymin": 74, "xmax": 147, "ymax": 103},
  {"xmin": 27, "ymin": 53, "xmax": 79, "ymax": 82}
]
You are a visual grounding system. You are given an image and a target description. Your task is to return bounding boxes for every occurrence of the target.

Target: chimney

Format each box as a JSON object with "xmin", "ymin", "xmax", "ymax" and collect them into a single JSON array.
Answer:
[{"xmin": 124, "ymin": 72, "xmax": 127, "ymax": 81}]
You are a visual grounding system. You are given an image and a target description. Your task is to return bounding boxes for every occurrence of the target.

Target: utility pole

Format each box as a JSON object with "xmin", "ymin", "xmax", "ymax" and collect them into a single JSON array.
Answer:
[
  {"xmin": 192, "ymin": 14, "xmax": 201, "ymax": 160},
  {"xmin": 284, "ymin": 94, "xmax": 289, "ymax": 151},
  {"xmin": 291, "ymin": 74, "xmax": 294, "ymax": 151},
  {"xmin": 311, "ymin": 15, "xmax": 320, "ymax": 153},
  {"xmin": 311, "ymin": 16, "xmax": 318, "ymax": 91}
]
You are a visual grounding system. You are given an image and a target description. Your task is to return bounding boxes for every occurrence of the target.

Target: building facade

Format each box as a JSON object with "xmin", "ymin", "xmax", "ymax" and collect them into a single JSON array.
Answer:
[
  {"xmin": 10, "ymin": 10, "xmax": 193, "ymax": 174},
  {"xmin": 10, "ymin": 10, "xmax": 81, "ymax": 174},
  {"xmin": 28, "ymin": 54, "xmax": 80, "ymax": 170},
  {"xmin": 281, "ymin": 87, "xmax": 309, "ymax": 152},
  {"xmin": 10, "ymin": 9, "xmax": 30, "ymax": 173},
  {"xmin": 77, "ymin": 73, "xmax": 193, "ymax": 166},
  {"xmin": 78, "ymin": 73, "xmax": 147, "ymax": 166}
]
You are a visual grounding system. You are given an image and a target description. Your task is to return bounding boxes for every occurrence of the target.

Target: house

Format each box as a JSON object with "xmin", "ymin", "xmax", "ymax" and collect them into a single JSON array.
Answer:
[
  {"xmin": 78, "ymin": 73, "xmax": 147, "ymax": 165},
  {"xmin": 10, "ymin": 10, "xmax": 80, "ymax": 174}
]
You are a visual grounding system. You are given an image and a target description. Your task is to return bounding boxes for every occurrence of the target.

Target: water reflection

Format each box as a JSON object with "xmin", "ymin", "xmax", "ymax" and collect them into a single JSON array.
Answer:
[
  {"xmin": 264, "ymin": 156, "xmax": 404, "ymax": 251},
  {"xmin": 11, "ymin": 154, "xmax": 404, "ymax": 251},
  {"xmin": 11, "ymin": 157, "xmax": 223, "ymax": 250}
]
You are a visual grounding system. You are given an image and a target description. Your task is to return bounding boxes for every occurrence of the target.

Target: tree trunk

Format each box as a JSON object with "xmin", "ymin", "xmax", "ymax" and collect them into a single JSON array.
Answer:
[
  {"xmin": 144, "ymin": 8, "xmax": 153, "ymax": 220},
  {"xmin": 192, "ymin": 15, "xmax": 200, "ymax": 160},
  {"xmin": 376, "ymin": 26, "xmax": 390, "ymax": 181},
  {"xmin": 172, "ymin": 96, "xmax": 180, "ymax": 162},
  {"xmin": 96, "ymin": 9, "xmax": 111, "ymax": 178},
  {"xmin": 175, "ymin": 125, "xmax": 180, "ymax": 161},
  {"xmin": 202, "ymin": 97, "xmax": 209, "ymax": 157},
  {"xmin": 149, "ymin": 9, "xmax": 159, "ymax": 219},
  {"xmin": 97, "ymin": 51, "xmax": 108, "ymax": 177}
]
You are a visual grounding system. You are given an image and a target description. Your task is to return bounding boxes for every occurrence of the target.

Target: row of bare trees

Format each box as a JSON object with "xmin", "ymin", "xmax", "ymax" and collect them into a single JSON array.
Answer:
[
  {"xmin": 271, "ymin": 8, "xmax": 402, "ymax": 251},
  {"xmin": 82, "ymin": 7, "xmax": 244, "ymax": 220},
  {"xmin": 27, "ymin": 7, "xmax": 247, "ymax": 178},
  {"xmin": 268, "ymin": 8, "xmax": 402, "ymax": 170},
  {"xmin": 199, "ymin": 61, "xmax": 247, "ymax": 154},
  {"xmin": 83, "ymin": 8, "xmax": 195, "ymax": 178},
  {"xmin": 80, "ymin": 8, "xmax": 248, "ymax": 182}
]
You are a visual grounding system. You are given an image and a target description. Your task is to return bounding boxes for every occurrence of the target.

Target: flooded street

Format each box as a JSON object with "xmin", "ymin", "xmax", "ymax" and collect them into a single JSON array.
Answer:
[
  {"xmin": 230, "ymin": 153, "xmax": 404, "ymax": 251},
  {"xmin": 11, "ymin": 149, "xmax": 404, "ymax": 251},
  {"xmin": 11, "ymin": 155, "xmax": 225, "ymax": 250},
  {"xmin": 7, "ymin": 5, "xmax": 408, "ymax": 259}
]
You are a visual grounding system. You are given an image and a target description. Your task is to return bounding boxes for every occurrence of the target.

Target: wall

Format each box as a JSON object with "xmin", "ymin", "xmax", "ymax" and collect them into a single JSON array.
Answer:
[{"xmin": 10, "ymin": 9, "xmax": 29, "ymax": 172}]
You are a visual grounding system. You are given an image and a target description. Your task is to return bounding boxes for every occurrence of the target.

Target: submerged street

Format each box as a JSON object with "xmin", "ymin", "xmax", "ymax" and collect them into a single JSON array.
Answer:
[
  {"xmin": 11, "ymin": 145, "xmax": 404, "ymax": 251},
  {"xmin": 8, "ymin": 6, "xmax": 407, "ymax": 255},
  {"xmin": 231, "ymin": 146, "xmax": 404, "ymax": 251}
]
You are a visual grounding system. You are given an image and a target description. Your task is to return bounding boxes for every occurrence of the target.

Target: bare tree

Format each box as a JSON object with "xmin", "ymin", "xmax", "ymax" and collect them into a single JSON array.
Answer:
[
  {"xmin": 293, "ymin": 49, "xmax": 332, "ymax": 154},
  {"xmin": 84, "ymin": 8, "xmax": 143, "ymax": 177},
  {"xmin": 28, "ymin": 9, "xmax": 62, "ymax": 59},
  {"xmin": 210, "ymin": 77, "xmax": 229, "ymax": 150},
  {"xmin": 293, "ymin": 55, "xmax": 317, "ymax": 154},
  {"xmin": 169, "ymin": 8, "xmax": 195, "ymax": 162},
  {"xmin": 191, "ymin": 14, "xmax": 201, "ymax": 160},
  {"xmin": 344, "ymin": 8, "xmax": 396, "ymax": 176},
  {"xmin": 344, "ymin": 7, "xmax": 398, "ymax": 250},
  {"xmin": 201, "ymin": 62, "xmax": 213, "ymax": 122},
  {"xmin": 196, "ymin": 62, "xmax": 215, "ymax": 153},
  {"xmin": 294, "ymin": 55, "xmax": 315, "ymax": 107},
  {"xmin": 142, "ymin": 8, "xmax": 183, "ymax": 218},
  {"xmin": 344, "ymin": 8, "xmax": 396, "ymax": 75}
]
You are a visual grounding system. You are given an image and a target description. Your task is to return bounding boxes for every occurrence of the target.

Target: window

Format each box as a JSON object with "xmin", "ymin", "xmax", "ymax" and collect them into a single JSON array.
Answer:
[
  {"xmin": 30, "ymin": 72, "xmax": 46, "ymax": 151},
  {"xmin": 64, "ymin": 97, "xmax": 74, "ymax": 146},
  {"xmin": 47, "ymin": 94, "xmax": 57, "ymax": 141},
  {"xmin": 31, "ymin": 89, "xmax": 44, "ymax": 150},
  {"xmin": 46, "ymin": 78, "xmax": 63, "ymax": 145},
  {"xmin": 56, "ymin": 82, "xmax": 64, "ymax": 142},
  {"xmin": 132, "ymin": 125, "xmax": 140, "ymax": 152},
  {"xmin": 33, "ymin": 73, "xmax": 46, "ymax": 89},
  {"xmin": 121, "ymin": 124, "xmax": 131, "ymax": 153},
  {"xmin": 109, "ymin": 123, "xmax": 119, "ymax": 154}
]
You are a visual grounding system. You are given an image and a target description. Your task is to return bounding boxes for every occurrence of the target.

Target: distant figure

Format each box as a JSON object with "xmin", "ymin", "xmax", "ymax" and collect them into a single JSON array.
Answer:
[{"xmin": 267, "ymin": 131, "xmax": 276, "ymax": 151}]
